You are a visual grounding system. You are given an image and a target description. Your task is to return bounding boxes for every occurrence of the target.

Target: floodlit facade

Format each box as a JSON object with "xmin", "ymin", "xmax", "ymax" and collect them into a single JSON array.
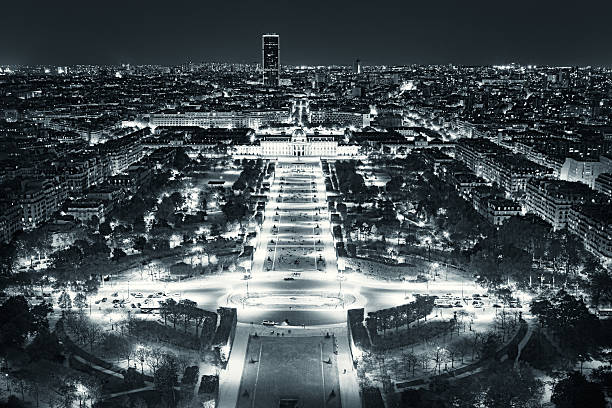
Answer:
[{"xmin": 235, "ymin": 128, "xmax": 360, "ymax": 157}]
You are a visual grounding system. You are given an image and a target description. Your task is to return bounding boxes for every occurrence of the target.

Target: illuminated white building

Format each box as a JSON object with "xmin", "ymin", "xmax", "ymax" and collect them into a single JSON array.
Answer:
[{"xmin": 235, "ymin": 128, "xmax": 360, "ymax": 158}]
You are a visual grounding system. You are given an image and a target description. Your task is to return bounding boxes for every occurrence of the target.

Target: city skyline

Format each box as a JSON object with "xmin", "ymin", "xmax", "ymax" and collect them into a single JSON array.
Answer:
[
  {"xmin": 1, "ymin": 5, "xmax": 612, "ymax": 408},
  {"xmin": 1, "ymin": 0, "xmax": 612, "ymax": 67}
]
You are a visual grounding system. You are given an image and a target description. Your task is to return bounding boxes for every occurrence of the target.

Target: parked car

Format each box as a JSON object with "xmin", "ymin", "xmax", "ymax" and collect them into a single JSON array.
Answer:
[
  {"xmin": 101, "ymin": 297, "xmax": 107, "ymax": 302},
  {"xmin": 133, "ymin": 293, "xmax": 143, "ymax": 298},
  {"xmin": 262, "ymin": 320, "xmax": 277, "ymax": 326}
]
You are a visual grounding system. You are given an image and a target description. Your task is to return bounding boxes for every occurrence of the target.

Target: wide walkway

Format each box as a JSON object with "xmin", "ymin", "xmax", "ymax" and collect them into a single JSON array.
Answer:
[
  {"xmin": 218, "ymin": 159, "xmax": 361, "ymax": 408},
  {"xmin": 252, "ymin": 160, "xmax": 337, "ymax": 275}
]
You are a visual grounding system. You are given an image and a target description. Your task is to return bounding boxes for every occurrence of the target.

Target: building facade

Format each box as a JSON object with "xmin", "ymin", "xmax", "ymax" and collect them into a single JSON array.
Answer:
[
  {"xmin": 262, "ymin": 34, "xmax": 280, "ymax": 87},
  {"xmin": 524, "ymin": 179, "xmax": 596, "ymax": 231},
  {"xmin": 0, "ymin": 199, "xmax": 22, "ymax": 243},
  {"xmin": 568, "ymin": 204, "xmax": 612, "ymax": 260},
  {"xmin": 594, "ymin": 173, "xmax": 612, "ymax": 197},
  {"xmin": 149, "ymin": 110, "xmax": 288, "ymax": 129},
  {"xmin": 234, "ymin": 128, "xmax": 360, "ymax": 158}
]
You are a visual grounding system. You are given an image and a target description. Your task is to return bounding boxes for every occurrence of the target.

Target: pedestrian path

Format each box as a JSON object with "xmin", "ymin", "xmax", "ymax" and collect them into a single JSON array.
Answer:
[
  {"xmin": 221, "ymin": 159, "xmax": 361, "ymax": 407},
  {"xmin": 217, "ymin": 325, "xmax": 251, "ymax": 408}
]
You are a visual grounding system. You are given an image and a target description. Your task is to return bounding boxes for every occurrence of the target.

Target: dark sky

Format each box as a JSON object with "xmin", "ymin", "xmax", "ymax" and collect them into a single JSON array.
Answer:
[{"xmin": 2, "ymin": 0, "xmax": 611, "ymax": 66}]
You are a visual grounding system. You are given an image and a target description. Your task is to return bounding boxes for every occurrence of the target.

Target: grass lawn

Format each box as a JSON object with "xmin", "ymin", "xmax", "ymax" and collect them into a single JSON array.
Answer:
[{"xmin": 237, "ymin": 336, "xmax": 341, "ymax": 408}]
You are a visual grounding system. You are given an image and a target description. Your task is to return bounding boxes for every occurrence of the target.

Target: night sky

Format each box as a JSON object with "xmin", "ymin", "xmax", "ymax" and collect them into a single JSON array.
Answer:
[{"xmin": 2, "ymin": 0, "xmax": 611, "ymax": 66}]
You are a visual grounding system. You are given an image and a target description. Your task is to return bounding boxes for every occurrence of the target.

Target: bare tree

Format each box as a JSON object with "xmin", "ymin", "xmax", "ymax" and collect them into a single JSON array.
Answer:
[
  {"xmin": 145, "ymin": 346, "xmax": 167, "ymax": 376},
  {"xmin": 134, "ymin": 347, "xmax": 148, "ymax": 375}
]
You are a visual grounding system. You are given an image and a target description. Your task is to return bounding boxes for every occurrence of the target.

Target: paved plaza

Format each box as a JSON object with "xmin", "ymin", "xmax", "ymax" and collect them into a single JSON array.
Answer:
[{"xmin": 236, "ymin": 335, "xmax": 341, "ymax": 408}]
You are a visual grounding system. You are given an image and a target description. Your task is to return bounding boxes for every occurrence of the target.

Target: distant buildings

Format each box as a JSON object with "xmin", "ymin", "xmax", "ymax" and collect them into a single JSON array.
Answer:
[
  {"xmin": 524, "ymin": 179, "xmax": 598, "ymax": 231},
  {"xmin": 568, "ymin": 204, "xmax": 612, "ymax": 259},
  {"xmin": 0, "ymin": 199, "xmax": 22, "ymax": 243},
  {"xmin": 594, "ymin": 173, "xmax": 612, "ymax": 196},
  {"xmin": 15, "ymin": 178, "xmax": 67, "ymax": 230},
  {"xmin": 60, "ymin": 154, "xmax": 110, "ymax": 193},
  {"xmin": 262, "ymin": 34, "xmax": 280, "ymax": 87},
  {"xmin": 476, "ymin": 195, "xmax": 522, "ymax": 226},
  {"xmin": 98, "ymin": 129, "xmax": 147, "ymax": 175},
  {"xmin": 65, "ymin": 199, "xmax": 109, "ymax": 223},
  {"xmin": 456, "ymin": 139, "xmax": 550, "ymax": 198},
  {"xmin": 149, "ymin": 110, "xmax": 288, "ymax": 129},
  {"xmin": 559, "ymin": 156, "xmax": 612, "ymax": 188},
  {"xmin": 309, "ymin": 110, "xmax": 370, "ymax": 128}
]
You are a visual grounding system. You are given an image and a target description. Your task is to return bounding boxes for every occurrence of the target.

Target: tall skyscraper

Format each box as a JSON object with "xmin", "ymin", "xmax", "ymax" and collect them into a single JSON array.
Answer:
[
  {"xmin": 353, "ymin": 59, "xmax": 361, "ymax": 74},
  {"xmin": 262, "ymin": 34, "xmax": 280, "ymax": 86}
]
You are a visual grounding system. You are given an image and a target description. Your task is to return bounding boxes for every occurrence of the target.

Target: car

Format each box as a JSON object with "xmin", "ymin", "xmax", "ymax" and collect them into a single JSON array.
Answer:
[
  {"xmin": 137, "ymin": 303, "xmax": 142, "ymax": 307},
  {"xmin": 101, "ymin": 297, "xmax": 108, "ymax": 302},
  {"xmin": 454, "ymin": 301, "xmax": 464, "ymax": 307},
  {"xmin": 120, "ymin": 303, "xmax": 126, "ymax": 308},
  {"xmin": 283, "ymin": 277, "xmax": 295, "ymax": 281},
  {"xmin": 473, "ymin": 303, "xmax": 484, "ymax": 308},
  {"xmin": 434, "ymin": 299, "xmax": 453, "ymax": 308},
  {"xmin": 112, "ymin": 299, "xmax": 120, "ymax": 304},
  {"xmin": 131, "ymin": 304, "xmax": 136, "ymax": 308},
  {"xmin": 133, "ymin": 293, "xmax": 143, "ymax": 298},
  {"xmin": 262, "ymin": 320, "xmax": 277, "ymax": 326},
  {"xmin": 113, "ymin": 304, "xmax": 119, "ymax": 308},
  {"xmin": 112, "ymin": 292, "xmax": 118, "ymax": 297},
  {"xmin": 493, "ymin": 303, "xmax": 502, "ymax": 308},
  {"xmin": 94, "ymin": 300, "xmax": 100, "ymax": 304},
  {"xmin": 147, "ymin": 294, "xmax": 154, "ymax": 298}
]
